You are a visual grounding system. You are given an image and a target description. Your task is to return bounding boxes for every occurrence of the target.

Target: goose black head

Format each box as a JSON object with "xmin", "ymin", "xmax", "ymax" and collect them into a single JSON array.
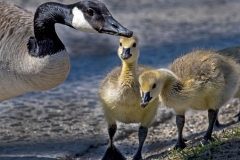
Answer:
[
  {"xmin": 31, "ymin": 0, "xmax": 133, "ymax": 57},
  {"xmin": 71, "ymin": 0, "xmax": 133, "ymax": 37}
]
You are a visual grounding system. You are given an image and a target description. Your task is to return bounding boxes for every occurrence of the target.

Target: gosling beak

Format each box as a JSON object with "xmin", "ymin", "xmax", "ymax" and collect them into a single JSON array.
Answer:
[
  {"xmin": 100, "ymin": 15, "xmax": 133, "ymax": 38},
  {"xmin": 121, "ymin": 48, "xmax": 131, "ymax": 60},
  {"xmin": 140, "ymin": 92, "xmax": 152, "ymax": 108}
]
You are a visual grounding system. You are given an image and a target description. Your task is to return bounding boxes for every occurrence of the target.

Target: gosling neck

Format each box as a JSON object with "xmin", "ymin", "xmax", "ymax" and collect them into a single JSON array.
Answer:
[
  {"xmin": 28, "ymin": 2, "xmax": 73, "ymax": 57},
  {"xmin": 158, "ymin": 69, "xmax": 183, "ymax": 99},
  {"xmin": 119, "ymin": 60, "xmax": 138, "ymax": 85}
]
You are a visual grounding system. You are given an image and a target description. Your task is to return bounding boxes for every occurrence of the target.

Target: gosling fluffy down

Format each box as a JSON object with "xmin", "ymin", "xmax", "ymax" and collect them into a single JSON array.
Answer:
[
  {"xmin": 139, "ymin": 50, "xmax": 240, "ymax": 149},
  {"xmin": 217, "ymin": 46, "xmax": 240, "ymax": 98},
  {"xmin": 99, "ymin": 36, "xmax": 160, "ymax": 160}
]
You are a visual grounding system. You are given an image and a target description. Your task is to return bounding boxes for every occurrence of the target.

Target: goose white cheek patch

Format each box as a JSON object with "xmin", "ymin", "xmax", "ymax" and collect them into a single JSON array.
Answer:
[{"xmin": 72, "ymin": 7, "xmax": 98, "ymax": 33}]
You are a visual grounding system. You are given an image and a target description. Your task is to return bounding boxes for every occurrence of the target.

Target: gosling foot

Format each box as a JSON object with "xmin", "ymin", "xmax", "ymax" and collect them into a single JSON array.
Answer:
[
  {"xmin": 234, "ymin": 112, "xmax": 240, "ymax": 122},
  {"xmin": 200, "ymin": 136, "xmax": 215, "ymax": 145},
  {"xmin": 132, "ymin": 154, "xmax": 142, "ymax": 160},
  {"xmin": 102, "ymin": 144, "xmax": 126, "ymax": 160},
  {"xmin": 183, "ymin": 138, "xmax": 188, "ymax": 142},
  {"xmin": 173, "ymin": 141, "xmax": 187, "ymax": 150}
]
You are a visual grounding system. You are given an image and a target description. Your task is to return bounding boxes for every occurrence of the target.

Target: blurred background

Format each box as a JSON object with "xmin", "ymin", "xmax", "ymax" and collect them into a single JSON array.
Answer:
[{"xmin": 0, "ymin": 0, "xmax": 240, "ymax": 159}]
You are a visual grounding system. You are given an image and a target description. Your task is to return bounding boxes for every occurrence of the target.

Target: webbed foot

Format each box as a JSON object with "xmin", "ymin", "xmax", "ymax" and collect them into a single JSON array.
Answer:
[
  {"xmin": 102, "ymin": 144, "xmax": 126, "ymax": 160},
  {"xmin": 200, "ymin": 136, "xmax": 215, "ymax": 145},
  {"xmin": 183, "ymin": 138, "xmax": 188, "ymax": 142},
  {"xmin": 133, "ymin": 154, "xmax": 142, "ymax": 160},
  {"xmin": 173, "ymin": 141, "xmax": 187, "ymax": 150},
  {"xmin": 234, "ymin": 112, "xmax": 240, "ymax": 122}
]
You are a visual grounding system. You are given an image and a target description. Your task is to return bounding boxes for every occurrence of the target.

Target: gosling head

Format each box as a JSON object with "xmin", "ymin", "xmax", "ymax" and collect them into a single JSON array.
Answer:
[
  {"xmin": 139, "ymin": 70, "xmax": 162, "ymax": 108},
  {"xmin": 70, "ymin": 0, "xmax": 133, "ymax": 37},
  {"xmin": 118, "ymin": 35, "xmax": 139, "ymax": 63}
]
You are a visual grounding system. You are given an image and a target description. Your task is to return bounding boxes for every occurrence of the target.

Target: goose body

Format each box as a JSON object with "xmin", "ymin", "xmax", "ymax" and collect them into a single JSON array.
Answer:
[
  {"xmin": 100, "ymin": 65, "xmax": 159, "ymax": 126},
  {"xmin": 99, "ymin": 36, "xmax": 159, "ymax": 160},
  {"xmin": 139, "ymin": 50, "xmax": 240, "ymax": 149},
  {"xmin": 0, "ymin": 1, "xmax": 132, "ymax": 102}
]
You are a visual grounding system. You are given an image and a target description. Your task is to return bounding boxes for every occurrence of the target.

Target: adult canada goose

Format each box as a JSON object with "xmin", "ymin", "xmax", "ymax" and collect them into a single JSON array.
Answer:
[
  {"xmin": 99, "ymin": 36, "xmax": 160, "ymax": 160},
  {"xmin": 0, "ymin": 1, "xmax": 132, "ymax": 102},
  {"xmin": 139, "ymin": 50, "xmax": 240, "ymax": 149}
]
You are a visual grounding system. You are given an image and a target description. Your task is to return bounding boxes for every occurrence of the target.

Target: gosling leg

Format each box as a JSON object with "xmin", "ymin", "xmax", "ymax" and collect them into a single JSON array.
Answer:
[
  {"xmin": 102, "ymin": 124, "xmax": 126, "ymax": 160},
  {"xmin": 215, "ymin": 107, "xmax": 240, "ymax": 128},
  {"xmin": 234, "ymin": 112, "xmax": 240, "ymax": 122},
  {"xmin": 202, "ymin": 109, "xmax": 218, "ymax": 143},
  {"xmin": 133, "ymin": 126, "xmax": 148, "ymax": 160},
  {"xmin": 174, "ymin": 115, "xmax": 187, "ymax": 149}
]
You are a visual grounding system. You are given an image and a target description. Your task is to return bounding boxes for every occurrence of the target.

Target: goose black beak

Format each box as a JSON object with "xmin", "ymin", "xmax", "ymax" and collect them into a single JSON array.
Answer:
[
  {"xmin": 121, "ymin": 48, "xmax": 132, "ymax": 60},
  {"xmin": 140, "ymin": 92, "xmax": 152, "ymax": 108},
  {"xmin": 100, "ymin": 15, "xmax": 133, "ymax": 38}
]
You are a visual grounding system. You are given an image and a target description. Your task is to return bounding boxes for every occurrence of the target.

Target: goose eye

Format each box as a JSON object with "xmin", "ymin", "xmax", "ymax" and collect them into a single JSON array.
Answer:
[
  {"xmin": 152, "ymin": 84, "xmax": 156, "ymax": 89},
  {"xmin": 132, "ymin": 43, "xmax": 136, "ymax": 47},
  {"xmin": 86, "ymin": 8, "xmax": 94, "ymax": 16},
  {"xmin": 120, "ymin": 43, "xmax": 122, "ymax": 46}
]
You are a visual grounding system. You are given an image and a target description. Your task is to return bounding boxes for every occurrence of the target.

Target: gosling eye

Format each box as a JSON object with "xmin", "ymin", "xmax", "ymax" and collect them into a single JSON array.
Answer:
[
  {"xmin": 86, "ymin": 8, "xmax": 94, "ymax": 16},
  {"xmin": 152, "ymin": 84, "xmax": 156, "ymax": 89},
  {"xmin": 120, "ymin": 43, "xmax": 122, "ymax": 46},
  {"xmin": 132, "ymin": 43, "xmax": 136, "ymax": 47}
]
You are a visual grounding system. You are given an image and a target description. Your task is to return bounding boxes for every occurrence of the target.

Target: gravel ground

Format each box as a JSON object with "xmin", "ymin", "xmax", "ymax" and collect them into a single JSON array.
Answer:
[{"xmin": 0, "ymin": 0, "xmax": 240, "ymax": 159}]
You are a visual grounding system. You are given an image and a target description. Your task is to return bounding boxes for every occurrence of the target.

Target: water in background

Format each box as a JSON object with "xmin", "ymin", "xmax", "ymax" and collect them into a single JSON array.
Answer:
[
  {"xmin": 1, "ymin": 0, "xmax": 240, "ymax": 159},
  {"xmin": 68, "ymin": 34, "xmax": 240, "ymax": 84}
]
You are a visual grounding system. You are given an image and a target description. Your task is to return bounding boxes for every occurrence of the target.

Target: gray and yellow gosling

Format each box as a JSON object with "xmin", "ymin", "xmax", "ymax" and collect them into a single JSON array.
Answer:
[
  {"xmin": 139, "ymin": 50, "xmax": 240, "ymax": 149},
  {"xmin": 99, "ymin": 36, "xmax": 160, "ymax": 160},
  {"xmin": 217, "ymin": 46, "xmax": 240, "ymax": 125}
]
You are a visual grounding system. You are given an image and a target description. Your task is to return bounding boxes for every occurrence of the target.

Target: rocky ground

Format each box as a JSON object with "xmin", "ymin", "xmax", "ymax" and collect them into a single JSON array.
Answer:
[{"xmin": 0, "ymin": 0, "xmax": 240, "ymax": 159}]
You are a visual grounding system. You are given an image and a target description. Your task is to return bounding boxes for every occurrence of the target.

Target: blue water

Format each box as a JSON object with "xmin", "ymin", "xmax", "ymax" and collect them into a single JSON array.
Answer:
[{"xmin": 67, "ymin": 33, "xmax": 240, "ymax": 84}]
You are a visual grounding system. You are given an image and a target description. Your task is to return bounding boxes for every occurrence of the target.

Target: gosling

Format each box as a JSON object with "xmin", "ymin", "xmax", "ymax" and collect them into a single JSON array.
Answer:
[
  {"xmin": 217, "ymin": 46, "xmax": 240, "ymax": 97},
  {"xmin": 99, "ymin": 36, "xmax": 160, "ymax": 160},
  {"xmin": 217, "ymin": 46, "xmax": 240, "ymax": 124},
  {"xmin": 139, "ymin": 50, "xmax": 240, "ymax": 149}
]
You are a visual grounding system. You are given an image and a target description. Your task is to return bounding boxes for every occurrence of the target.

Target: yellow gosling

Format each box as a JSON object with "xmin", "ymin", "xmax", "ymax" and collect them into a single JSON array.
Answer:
[
  {"xmin": 139, "ymin": 50, "xmax": 240, "ymax": 149},
  {"xmin": 99, "ymin": 36, "xmax": 160, "ymax": 160}
]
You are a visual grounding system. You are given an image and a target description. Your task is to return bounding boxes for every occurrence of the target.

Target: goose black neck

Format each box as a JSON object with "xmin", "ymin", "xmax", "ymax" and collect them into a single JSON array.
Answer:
[{"xmin": 28, "ymin": 2, "xmax": 73, "ymax": 57}]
